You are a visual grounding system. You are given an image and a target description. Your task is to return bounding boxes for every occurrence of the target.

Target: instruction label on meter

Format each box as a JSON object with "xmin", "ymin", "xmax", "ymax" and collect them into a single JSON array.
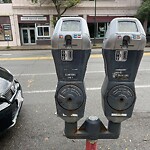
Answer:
[
  {"xmin": 115, "ymin": 50, "xmax": 128, "ymax": 62},
  {"xmin": 61, "ymin": 50, "xmax": 73, "ymax": 61}
]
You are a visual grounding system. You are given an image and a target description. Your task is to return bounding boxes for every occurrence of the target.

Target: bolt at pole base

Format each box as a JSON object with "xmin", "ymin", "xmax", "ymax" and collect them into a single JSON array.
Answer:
[{"xmin": 86, "ymin": 140, "xmax": 98, "ymax": 150}]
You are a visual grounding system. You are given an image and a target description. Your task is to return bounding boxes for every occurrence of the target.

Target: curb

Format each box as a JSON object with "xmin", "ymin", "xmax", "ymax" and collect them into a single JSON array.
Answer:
[{"xmin": 0, "ymin": 46, "xmax": 150, "ymax": 53}]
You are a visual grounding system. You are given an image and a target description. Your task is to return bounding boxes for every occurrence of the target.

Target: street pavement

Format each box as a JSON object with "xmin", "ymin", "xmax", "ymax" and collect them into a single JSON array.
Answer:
[{"xmin": 0, "ymin": 50, "xmax": 149, "ymax": 150}]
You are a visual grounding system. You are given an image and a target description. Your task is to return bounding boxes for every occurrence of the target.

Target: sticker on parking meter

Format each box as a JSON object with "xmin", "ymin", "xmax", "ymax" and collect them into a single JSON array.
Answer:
[
  {"xmin": 115, "ymin": 50, "xmax": 128, "ymax": 62},
  {"xmin": 61, "ymin": 50, "xmax": 73, "ymax": 61}
]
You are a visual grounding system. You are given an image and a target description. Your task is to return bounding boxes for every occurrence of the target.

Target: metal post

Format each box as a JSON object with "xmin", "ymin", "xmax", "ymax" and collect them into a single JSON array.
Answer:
[
  {"xmin": 86, "ymin": 140, "xmax": 98, "ymax": 150},
  {"xmin": 93, "ymin": 0, "xmax": 97, "ymax": 46}
]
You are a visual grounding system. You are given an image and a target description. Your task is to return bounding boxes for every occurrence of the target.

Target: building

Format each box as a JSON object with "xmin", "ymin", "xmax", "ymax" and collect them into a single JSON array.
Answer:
[{"xmin": 0, "ymin": 0, "xmax": 144, "ymax": 46}]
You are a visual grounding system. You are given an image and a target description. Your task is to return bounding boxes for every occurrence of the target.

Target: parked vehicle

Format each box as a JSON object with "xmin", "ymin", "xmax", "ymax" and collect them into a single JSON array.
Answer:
[{"xmin": 0, "ymin": 67, "xmax": 23, "ymax": 133}]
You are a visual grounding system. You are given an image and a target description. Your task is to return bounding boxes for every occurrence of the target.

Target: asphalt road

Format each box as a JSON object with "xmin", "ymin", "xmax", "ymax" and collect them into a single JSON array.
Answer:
[{"xmin": 0, "ymin": 50, "xmax": 150, "ymax": 150}]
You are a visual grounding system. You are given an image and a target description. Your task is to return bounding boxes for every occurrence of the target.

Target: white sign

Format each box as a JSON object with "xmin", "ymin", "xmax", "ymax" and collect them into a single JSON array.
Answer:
[{"xmin": 21, "ymin": 16, "xmax": 47, "ymax": 21}]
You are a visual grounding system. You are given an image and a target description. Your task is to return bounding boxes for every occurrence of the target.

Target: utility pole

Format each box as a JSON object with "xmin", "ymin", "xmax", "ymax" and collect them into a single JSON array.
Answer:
[{"xmin": 93, "ymin": 0, "xmax": 97, "ymax": 46}]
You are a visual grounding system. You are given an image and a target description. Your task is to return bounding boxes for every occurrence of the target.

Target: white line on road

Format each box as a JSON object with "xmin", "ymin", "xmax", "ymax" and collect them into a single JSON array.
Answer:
[
  {"xmin": 0, "ymin": 54, "xmax": 12, "ymax": 56},
  {"xmin": 14, "ymin": 72, "xmax": 56, "ymax": 76},
  {"xmin": 14, "ymin": 71, "xmax": 104, "ymax": 76},
  {"xmin": 135, "ymin": 85, "xmax": 150, "ymax": 88},
  {"xmin": 23, "ymin": 85, "xmax": 150, "ymax": 94},
  {"xmin": 24, "ymin": 89, "xmax": 56, "ymax": 94},
  {"xmin": 14, "ymin": 69, "xmax": 150, "ymax": 77}
]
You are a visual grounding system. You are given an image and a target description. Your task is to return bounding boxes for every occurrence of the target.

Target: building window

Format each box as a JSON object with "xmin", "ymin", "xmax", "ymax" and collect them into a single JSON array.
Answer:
[
  {"xmin": 0, "ymin": 0, "xmax": 12, "ymax": 3},
  {"xmin": 0, "ymin": 17, "xmax": 13, "ymax": 41},
  {"xmin": 147, "ymin": 22, "xmax": 150, "ymax": 42},
  {"xmin": 36, "ymin": 24, "xmax": 50, "ymax": 40},
  {"xmin": 88, "ymin": 22, "xmax": 109, "ymax": 39}
]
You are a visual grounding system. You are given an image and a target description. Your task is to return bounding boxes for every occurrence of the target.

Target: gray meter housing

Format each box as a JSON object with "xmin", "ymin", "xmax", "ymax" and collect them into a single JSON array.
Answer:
[
  {"xmin": 52, "ymin": 17, "xmax": 91, "ymax": 50},
  {"xmin": 52, "ymin": 17, "xmax": 91, "ymax": 123},
  {"xmin": 101, "ymin": 17, "xmax": 146, "ymax": 123}
]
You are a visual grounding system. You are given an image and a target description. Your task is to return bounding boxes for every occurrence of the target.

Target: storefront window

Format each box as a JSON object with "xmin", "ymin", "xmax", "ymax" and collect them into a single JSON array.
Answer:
[
  {"xmin": 0, "ymin": 24, "xmax": 4, "ymax": 40},
  {"xmin": 97, "ymin": 23, "xmax": 108, "ymax": 38},
  {"xmin": 36, "ymin": 23, "xmax": 50, "ymax": 40},
  {"xmin": 147, "ymin": 22, "xmax": 150, "ymax": 42},
  {"xmin": 147, "ymin": 23, "xmax": 150, "ymax": 35},
  {"xmin": 37, "ymin": 26, "xmax": 50, "ymax": 37},
  {"xmin": 0, "ymin": 0, "xmax": 12, "ymax": 3},
  {"xmin": 88, "ymin": 22, "xmax": 109, "ymax": 39},
  {"xmin": 0, "ymin": 16, "xmax": 13, "ymax": 41}
]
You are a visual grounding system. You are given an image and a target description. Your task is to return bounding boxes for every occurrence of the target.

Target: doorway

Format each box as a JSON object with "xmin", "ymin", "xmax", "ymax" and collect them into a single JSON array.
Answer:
[{"xmin": 21, "ymin": 28, "xmax": 36, "ymax": 45}]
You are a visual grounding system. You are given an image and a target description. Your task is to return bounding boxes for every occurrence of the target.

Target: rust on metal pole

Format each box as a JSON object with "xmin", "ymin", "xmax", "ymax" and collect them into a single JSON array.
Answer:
[{"xmin": 86, "ymin": 140, "xmax": 98, "ymax": 150}]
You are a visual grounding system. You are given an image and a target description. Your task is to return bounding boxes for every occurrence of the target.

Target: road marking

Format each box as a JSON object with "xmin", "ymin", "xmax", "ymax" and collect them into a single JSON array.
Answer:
[
  {"xmin": 24, "ymin": 89, "xmax": 56, "ymax": 94},
  {"xmin": 135, "ymin": 85, "xmax": 150, "ymax": 88},
  {"xmin": 14, "ymin": 69, "xmax": 150, "ymax": 77},
  {"xmin": 24, "ymin": 85, "xmax": 150, "ymax": 94},
  {"xmin": 90, "ymin": 54, "xmax": 102, "ymax": 58},
  {"xmin": 0, "ymin": 54, "xmax": 12, "ymax": 56},
  {"xmin": 0, "ymin": 52, "xmax": 150, "ymax": 61},
  {"xmin": 87, "ymin": 70, "xmax": 104, "ymax": 73},
  {"xmin": 14, "ymin": 72, "xmax": 56, "ymax": 76},
  {"xmin": 0, "ymin": 56, "xmax": 53, "ymax": 61},
  {"xmin": 144, "ymin": 53, "xmax": 150, "ymax": 56},
  {"xmin": 139, "ymin": 69, "xmax": 150, "ymax": 71}
]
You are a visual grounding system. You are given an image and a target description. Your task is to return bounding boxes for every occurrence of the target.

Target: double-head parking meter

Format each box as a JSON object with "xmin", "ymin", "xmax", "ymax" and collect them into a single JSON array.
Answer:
[
  {"xmin": 102, "ymin": 18, "xmax": 146, "ymax": 123},
  {"xmin": 52, "ymin": 17, "xmax": 91, "ymax": 123},
  {"xmin": 52, "ymin": 17, "xmax": 146, "ymax": 141}
]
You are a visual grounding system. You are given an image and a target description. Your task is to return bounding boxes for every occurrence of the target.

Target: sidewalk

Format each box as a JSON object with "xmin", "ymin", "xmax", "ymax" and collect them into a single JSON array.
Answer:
[{"xmin": 0, "ymin": 43, "xmax": 150, "ymax": 52}]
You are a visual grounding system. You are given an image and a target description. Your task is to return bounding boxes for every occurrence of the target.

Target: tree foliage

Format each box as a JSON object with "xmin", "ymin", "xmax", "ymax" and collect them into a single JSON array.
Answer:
[
  {"xmin": 52, "ymin": 0, "xmax": 80, "ymax": 18},
  {"xmin": 31, "ymin": 0, "xmax": 80, "ymax": 25},
  {"xmin": 136, "ymin": 0, "xmax": 150, "ymax": 22}
]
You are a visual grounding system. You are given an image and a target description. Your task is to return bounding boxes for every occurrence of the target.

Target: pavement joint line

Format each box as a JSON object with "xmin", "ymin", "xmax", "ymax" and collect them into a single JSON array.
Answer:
[
  {"xmin": 0, "ymin": 52, "xmax": 150, "ymax": 61},
  {"xmin": 24, "ymin": 85, "xmax": 150, "ymax": 94}
]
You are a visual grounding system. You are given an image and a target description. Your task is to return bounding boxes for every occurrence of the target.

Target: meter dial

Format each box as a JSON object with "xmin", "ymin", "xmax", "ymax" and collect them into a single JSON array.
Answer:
[
  {"xmin": 107, "ymin": 85, "xmax": 135, "ymax": 111},
  {"xmin": 57, "ymin": 85, "xmax": 84, "ymax": 110}
]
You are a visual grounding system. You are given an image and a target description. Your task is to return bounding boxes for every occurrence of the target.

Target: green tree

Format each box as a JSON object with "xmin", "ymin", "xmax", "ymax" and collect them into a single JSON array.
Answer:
[
  {"xmin": 31, "ymin": 0, "xmax": 80, "ymax": 26},
  {"xmin": 136, "ymin": 0, "xmax": 150, "ymax": 32}
]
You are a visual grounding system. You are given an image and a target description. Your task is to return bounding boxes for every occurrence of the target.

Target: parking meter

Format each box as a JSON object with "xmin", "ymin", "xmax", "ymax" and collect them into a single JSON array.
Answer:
[
  {"xmin": 52, "ymin": 17, "xmax": 91, "ymax": 123},
  {"xmin": 101, "ymin": 18, "xmax": 146, "ymax": 123}
]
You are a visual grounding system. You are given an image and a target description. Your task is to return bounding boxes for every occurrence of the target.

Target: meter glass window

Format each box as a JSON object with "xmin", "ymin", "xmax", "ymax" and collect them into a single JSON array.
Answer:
[
  {"xmin": 118, "ymin": 21, "xmax": 138, "ymax": 32},
  {"xmin": 61, "ymin": 20, "xmax": 81, "ymax": 32}
]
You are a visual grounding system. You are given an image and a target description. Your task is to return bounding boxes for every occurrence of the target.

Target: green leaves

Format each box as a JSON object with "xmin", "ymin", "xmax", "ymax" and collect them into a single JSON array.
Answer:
[
  {"xmin": 136, "ymin": 0, "xmax": 150, "ymax": 21},
  {"xmin": 31, "ymin": 0, "xmax": 81, "ymax": 25}
]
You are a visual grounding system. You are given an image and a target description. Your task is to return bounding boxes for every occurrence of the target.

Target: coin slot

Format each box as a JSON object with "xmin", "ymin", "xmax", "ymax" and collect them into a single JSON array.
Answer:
[
  {"xmin": 67, "ymin": 97, "xmax": 72, "ymax": 101},
  {"xmin": 119, "ymin": 98, "xmax": 124, "ymax": 102}
]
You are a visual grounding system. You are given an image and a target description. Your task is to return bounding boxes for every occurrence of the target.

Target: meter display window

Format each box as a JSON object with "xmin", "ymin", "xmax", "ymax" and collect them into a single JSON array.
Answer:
[
  {"xmin": 118, "ymin": 21, "xmax": 138, "ymax": 32},
  {"xmin": 61, "ymin": 20, "xmax": 81, "ymax": 32}
]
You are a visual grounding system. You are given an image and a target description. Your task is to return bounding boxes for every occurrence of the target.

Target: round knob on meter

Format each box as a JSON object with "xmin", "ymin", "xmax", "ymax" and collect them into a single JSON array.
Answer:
[
  {"xmin": 107, "ymin": 85, "xmax": 135, "ymax": 111},
  {"xmin": 57, "ymin": 85, "xmax": 84, "ymax": 110}
]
